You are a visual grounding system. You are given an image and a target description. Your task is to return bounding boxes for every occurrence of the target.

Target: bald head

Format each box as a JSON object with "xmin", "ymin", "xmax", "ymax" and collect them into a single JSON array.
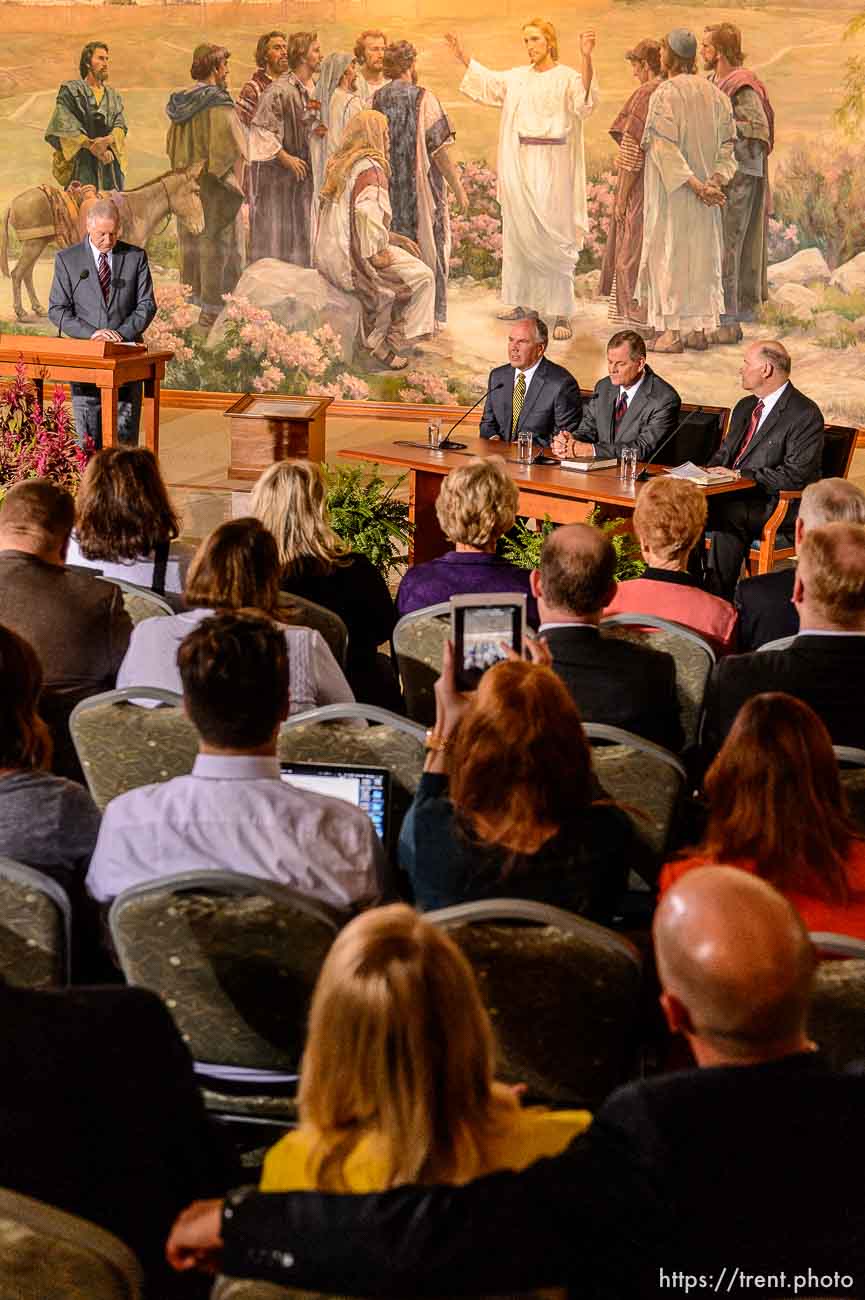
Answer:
[
  {"xmin": 740, "ymin": 339, "xmax": 791, "ymax": 399},
  {"xmin": 654, "ymin": 868, "xmax": 815, "ymax": 1063},
  {"xmin": 536, "ymin": 523, "xmax": 616, "ymax": 619}
]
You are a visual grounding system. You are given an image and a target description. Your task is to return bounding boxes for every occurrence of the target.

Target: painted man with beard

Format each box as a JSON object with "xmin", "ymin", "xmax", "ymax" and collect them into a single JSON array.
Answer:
[
  {"xmin": 354, "ymin": 30, "xmax": 389, "ymax": 105},
  {"xmin": 45, "ymin": 41, "xmax": 128, "ymax": 191},
  {"xmin": 236, "ymin": 31, "xmax": 288, "ymax": 129}
]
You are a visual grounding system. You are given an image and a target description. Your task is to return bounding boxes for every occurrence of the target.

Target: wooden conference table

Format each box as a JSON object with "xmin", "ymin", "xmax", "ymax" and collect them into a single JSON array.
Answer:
[{"xmin": 341, "ymin": 436, "xmax": 753, "ymax": 563}]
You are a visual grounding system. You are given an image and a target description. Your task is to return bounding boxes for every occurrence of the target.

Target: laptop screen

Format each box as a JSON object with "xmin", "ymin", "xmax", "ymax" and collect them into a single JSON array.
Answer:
[{"xmin": 279, "ymin": 762, "xmax": 390, "ymax": 842}]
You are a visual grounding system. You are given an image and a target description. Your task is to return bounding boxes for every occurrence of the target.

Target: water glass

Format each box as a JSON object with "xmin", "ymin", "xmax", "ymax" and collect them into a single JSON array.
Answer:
[
  {"xmin": 619, "ymin": 446, "xmax": 638, "ymax": 484},
  {"xmin": 516, "ymin": 430, "xmax": 535, "ymax": 464},
  {"xmin": 427, "ymin": 418, "xmax": 443, "ymax": 450}
]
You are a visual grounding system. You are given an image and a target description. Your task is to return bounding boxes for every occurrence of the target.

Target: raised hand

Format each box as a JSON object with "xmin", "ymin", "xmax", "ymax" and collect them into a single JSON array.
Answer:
[
  {"xmin": 445, "ymin": 32, "xmax": 469, "ymax": 66},
  {"xmin": 579, "ymin": 30, "xmax": 597, "ymax": 56}
]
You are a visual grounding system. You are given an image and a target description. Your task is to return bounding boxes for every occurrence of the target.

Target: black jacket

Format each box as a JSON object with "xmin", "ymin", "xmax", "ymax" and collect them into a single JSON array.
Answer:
[
  {"xmin": 479, "ymin": 357, "xmax": 582, "ymax": 446},
  {"xmin": 734, "ymin": 567, "xmax": 798, "ymax": 651},
  {"xmin": 577, "ymin": 366, "xmax": 681, "ymax": 461},
  {"xmin": 708, "ymin": 384, "xmax": 824, "ymax": 507}
]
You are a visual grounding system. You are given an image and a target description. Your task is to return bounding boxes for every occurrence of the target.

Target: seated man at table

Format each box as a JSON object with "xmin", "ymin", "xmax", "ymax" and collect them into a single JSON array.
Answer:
[
  {"xmin": 479, "ymin": 314, "xmax": 582, "ymax": 448},
  {"xmin": 552, "ymin": 330, "xmax": 680, "ymax": 462},
  {"xmin": 703, "ymin": 340, "xmax": 824, "ymax": 599}
]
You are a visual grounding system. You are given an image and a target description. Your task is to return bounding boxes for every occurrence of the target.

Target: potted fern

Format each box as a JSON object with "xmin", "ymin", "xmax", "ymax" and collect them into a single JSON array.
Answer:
[
  {"xmin": 324, "ymin": 463, "xmax": 413, "ymax": 579},
  {"xmin": 499, "ymin": 509, "xmax": 645, "ymax": 580}
]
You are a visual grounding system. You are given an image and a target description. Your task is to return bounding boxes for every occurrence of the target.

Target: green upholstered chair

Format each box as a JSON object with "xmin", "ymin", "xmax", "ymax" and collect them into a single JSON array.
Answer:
[
  {"xmin": 585, "ymin": 724, "xmax": 687, "ymax": 870},
  {"xmin": 95, "ymin": 576, "xmax": 174, "ymax": 625},
  {"xmin": 808, "ymin": 955, "xmax": 865, "ymax": 1072},
  {"xmin": 834, "ymin": 747, "xmax": 865, "ymax": 834},
  {"xmin": 108, "ymin": 871, "xmax": 340, "ymax": 1123},
  {"xmin": 0, "ymin": 858, "xmax": 71, "ymax": 987},
  {"xmin": 278, "ymin": 593, "xmax": 349, "ymax": 668},
  {"xmin": 428, "ymin": 898, "xmax": 642, "ymax": 1109},
  {"xmin": 0, "ymin": 1187, "xmax": 143, "ymax": 1300},
  {"xmin": 392, "ymin": 603, "xmax": 449, "ymax": 726},
  {"xmin": 755, "ymin": 635, "xmax": 796, "ymax": 653},
  {"xmin": 69, "ymin": 688, "xmax": 197, "ymax": 812},
  {"xmin": 600, "ymin": 614, "xmax": 716, "ymax": 750},
  {"xmin": 212, "ymin": 1279, "xmax": 551, "ymax": 1300}
]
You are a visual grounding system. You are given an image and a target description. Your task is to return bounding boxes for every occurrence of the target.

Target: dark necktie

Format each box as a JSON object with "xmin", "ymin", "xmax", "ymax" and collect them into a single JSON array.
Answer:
[
  {"xmin": 614, "ymin": 391, "xmax": 628, "ymax": 426},
  {"xmin": 98, "ymin": 251, "xmax": 111, "ymax": 305},
  {"xmin": 734, "ymin": 399, "xmax": 764, "ymax": 467}
]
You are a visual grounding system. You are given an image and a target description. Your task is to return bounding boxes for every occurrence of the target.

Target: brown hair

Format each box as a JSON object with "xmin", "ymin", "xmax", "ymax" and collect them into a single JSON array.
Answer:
[
  {"xmin": 539, "ymin": 523, "xmax": 615, "ymax": 616},
  {"xmin": 191, "ymin": 44, "xmax": 229, "ymax": 81},
  {"xmin": 287, "ymin": 31, "xmax": 317, "ymax": 71},
  {"xmin": 626, "ymin": 39, "xmax": 661, "ymax": 75},
  {"xmin": 633, "ymin": 476, "xmax": 707, "ymax": 565},
  {"xmin": 0, "ymin": 626, "xmax": 52, "ymax": 771},
  {"xmin": 522, "ymin": 17, "xmax": 558, "ymax": 61},
  {"xmin": 608, "ymin": 329, "xmax": 647, "ymax": 360},
  {"xmin": 448, "ymin": 659, "xmax": 593, "ymax": 855},
  {"xmin": 435, "ymin": 456, "xmax": 518, "ymax": 548},
  {"xmin": 382, "ymin": 40, "xmax": 416, "ymax": 79},
  {"xmin": 0, "ymin": 479, "xmax": 74, "ymax": 546},
  {"xmin": 255, "ymin": 30, "xmax": 286, "ymax": 69},
  {"xmin": 178, "ymin": 611, "xmax": 289, "ymax": 749},
  {"xmin": 695, "ymin": 692, "xmax": 861, "ymax": 903},
  {"xmin": 354, "ymin": 28, "xmax": 386, "ymax": 64},
  {"xmin": 297, "ymin": 904, "xmax": 517, "ymax": 1190},
  {"xmin": 798, "ymin": 522, "xmax": 865, "ymax": 629},
  {"xmin": 75, "ymin": 448, "xmax": 179, "ymax": 563},
  {"xmin": 184, "ymin": 518, "xmax": 282, "ymax": 616},
  {"xmin": 704, "ymin": 23, "xmax": 744, "ymax": 67}
]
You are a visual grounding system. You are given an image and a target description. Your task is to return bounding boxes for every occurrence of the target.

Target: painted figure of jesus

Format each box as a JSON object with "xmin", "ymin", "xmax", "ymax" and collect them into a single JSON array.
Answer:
[{"xmin": 446, "ymin": 21, "xmax": 597, "ymax": 341}]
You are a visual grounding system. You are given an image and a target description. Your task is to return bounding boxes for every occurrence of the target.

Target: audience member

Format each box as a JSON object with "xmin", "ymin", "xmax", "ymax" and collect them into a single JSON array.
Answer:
[
  {"xmin": 531, "ymin": 523, "xmax": 683, "ymax": 750},
  {"xmin": 0, "ymin": 478, "xmax": 131, "ymax": 778},
  {"xmin": 605, "ymin": 476, "xmax": 738, "ymax": 654},
  {"xmin": 735, "ymin": 477, "xmax": 865, "ymax": 650},
  {"xmin": 88, "ymin": 612, "xmax": 385, "ymax": 908},
  {"xmin": 663, "ymin": 693, "xmax": 865, "ymax": 938},
  {"xmin": 168, "ymin": 869, "xmax": 865, "ymax": 1295},
  {"xmin": 395, "ymin": 457, "xmax": 537, "ymax": 625},
  {"xmin": 702, "ymin": 521, "xmax": 865, "ymax": 759},
  {"xmin": 260, "ymin": 904, "xmax": 590, "ymax": 1191},
  {"xmin": 400, "ymin": 643, "xmax": 631, "ymax": 918},
  {"xmin": 117, "ymin": 517, "xmax": 354, "ymax": 713},
  {"xmin": 67, "ymin": 447, "xmax": 194, "ymax": 598},
  {"xmin": 0, "ymin": 626, "xmax": 100, "ymax": 886},
  {"xmin": 250, "ymin": 460, "xmax": 399, "ymax": 709}
]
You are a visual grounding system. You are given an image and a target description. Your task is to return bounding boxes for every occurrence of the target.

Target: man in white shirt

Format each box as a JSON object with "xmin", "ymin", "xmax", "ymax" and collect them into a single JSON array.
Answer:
[
  {"xmin": 86, "ymin": 611, "xmax": 385, "ymax": 910},
  {"xmin": 479, "ymin": 315, "xmax": 582, "ymax": 448}
]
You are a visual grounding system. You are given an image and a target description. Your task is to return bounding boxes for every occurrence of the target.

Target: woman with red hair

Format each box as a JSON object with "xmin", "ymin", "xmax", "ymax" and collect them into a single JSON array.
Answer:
[{"xmin": 399, "ymin": 642, "xmax": 632, "ymax": 919}]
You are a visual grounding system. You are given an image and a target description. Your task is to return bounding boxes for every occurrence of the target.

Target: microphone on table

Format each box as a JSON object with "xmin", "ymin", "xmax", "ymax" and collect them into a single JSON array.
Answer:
[
  {"xmin": 439, "ymin": 380, "xmax": 505, "ymax": 449},
  {"xmin": 635, "ymin": 407, "xmax": 704, "ymax": 481},
  {"xmin": 56, "ymin": 268, "xmax": 90, "ymax": 338}
]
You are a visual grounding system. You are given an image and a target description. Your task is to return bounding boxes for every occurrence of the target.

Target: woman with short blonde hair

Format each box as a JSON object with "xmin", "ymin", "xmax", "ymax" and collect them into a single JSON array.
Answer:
[{"xmin": 260, "ymin": 903, "xmax": 591, "ymax": 1192}]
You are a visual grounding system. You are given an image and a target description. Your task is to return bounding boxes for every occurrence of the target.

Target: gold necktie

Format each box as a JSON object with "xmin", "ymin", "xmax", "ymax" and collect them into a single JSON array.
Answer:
[{"xmin": 512, "ymin": 371, "xmax": 526, "ymax": 438}]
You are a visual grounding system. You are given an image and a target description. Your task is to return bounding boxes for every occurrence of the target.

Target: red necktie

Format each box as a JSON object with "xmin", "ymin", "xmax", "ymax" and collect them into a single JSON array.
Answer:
[
  {"xmin": 615, "ymin": 391, "xmax": 628, "ymax": 425},
  {"xmin": 98, "ymin": 252, "xmax": 111, "ymax": 305},
  {"xmin": 734, "ymin": 399, "xmax": 764, "ymax": 467}
]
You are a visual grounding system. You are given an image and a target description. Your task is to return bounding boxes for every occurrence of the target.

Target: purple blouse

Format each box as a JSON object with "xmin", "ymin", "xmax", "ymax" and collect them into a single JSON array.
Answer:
[{"xmin": 396, "ymin": 551, "xmax": 539, "ymax": 627}]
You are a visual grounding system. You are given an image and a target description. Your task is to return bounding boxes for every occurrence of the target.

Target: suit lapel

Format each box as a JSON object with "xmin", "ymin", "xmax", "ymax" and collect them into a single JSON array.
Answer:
[
  {"xmin": 618, "ymin": 373, "xmax": 652, "ymax": 438},
  {"xmin": 725, "ymin": 396, "xmax": 760, "ymax": 462},
  {"xmin": 107, "ymin": 244, "xmax": 124, "ymax": 314},
  {"xmin": 740, "ymin": 389, "xmax": 787, "ymax": 460},
  {"xmin": 518, "ymin": 359, "xmax": 547, "ymax": 433}
]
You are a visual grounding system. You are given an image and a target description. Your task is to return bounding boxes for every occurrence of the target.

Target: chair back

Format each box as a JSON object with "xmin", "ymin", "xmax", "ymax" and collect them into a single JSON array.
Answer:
[
  {"xmin": 584, "ymin": 724, "xmax": 686, "ymax": 862},
  {"xmin": 834, "ymin": 746, "xmax": 865, "ymax": 769},
  {"xmin": 70, "ymin": 688, "xmax": 197, "ymax": 811},
  {"xmin": 808, "ymin": 956, "xmax": 865, "ymax": 1072},
  {"xmin": 96, "ymin": 576, "xmax": 174, "ymax": 625},
  {"xmin": 809, "ymin": 932, "xmax": 865, "ymax": 959},
  {"xmin": 657, "ymin": 404, "xmax": 728, "ymax": 467},
  {"xmin": 278, "ymin": 705, "xmax": 426, "ymax": 859},
  {"xmin": 0, "ymin": 858, "xmax": 70, "ymax": 987},
  {"xmin": 427, "ymin": 899, "xmax": 642, "ymax": 1108},
  {"xmin": 213, "ymin": 1278, "xmax": 551, "ymax": 1300},
  {"xmin": 838, "ymin": 764, "xmax": 865, "ymax": 834},
  {"xmin": 278, "ymin": 593, "xmax": 349, "ymax": 668},
  {"xmin": 392, "ymin": 603, "xmax": 450, "ymax": 725},
  {"xmin": 600, "ymin": 614, "xmax": 715, "ymax": 749},
  {"xmin": 820, "ymin": 425, "xmax": 858, "ymax": 480},
  {"xmin": 0, "ymin": 1187, "xmax": 142, "ymax": 1300},
  {"xmin": 109, "ymin": 871, "xmax": 339, "ymax": 1074},
  {"xmin": 756, "ymin": 635, "xmax": 795, "ymax": 652}
]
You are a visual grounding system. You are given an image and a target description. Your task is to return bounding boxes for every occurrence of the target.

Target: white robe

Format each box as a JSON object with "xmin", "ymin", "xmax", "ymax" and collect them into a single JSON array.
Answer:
[
  {"xmin": 637, "ymin": 75, "xmax": 737, "ymax": 332},
  {"xmin": 460, "ymin": 59, "xmax": 598, "ymax": 317}
]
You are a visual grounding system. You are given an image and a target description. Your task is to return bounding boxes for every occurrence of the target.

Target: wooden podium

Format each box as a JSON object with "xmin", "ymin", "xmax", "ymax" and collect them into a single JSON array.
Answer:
[
  {"xmin": 224, "ymin": 393, "xmax": 333, "ymax": 480},
  {"xmin": 0, "ymin": 335, "xmax": 173, "ymax": 456}
]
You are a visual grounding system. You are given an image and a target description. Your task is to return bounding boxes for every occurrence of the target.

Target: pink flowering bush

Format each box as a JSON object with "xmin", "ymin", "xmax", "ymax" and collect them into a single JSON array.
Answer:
[
  {"xmin": 0, "ymin": 358, "xmax": 90, "ymax": 495},
  {"xmin": 580, "ymin": 171, "xmax": 616, "ymax": 270},
  {"xmin": 767, "ymin": 217, "xmax": 803, "ymax": 265},
  {"xmin": 312, "ymin": 372, "xmax": 372, "ymax": 401},
  {"xmin": 144, "ymin": 283, "xmax": 198, "ymax": 377},
  {"xmin": 449, "ymin": 160, "xmax": 503, "ymax": 282},
  {"xmin": 397, "ymin": 369, "xmax": 457, "ymax": 405}
]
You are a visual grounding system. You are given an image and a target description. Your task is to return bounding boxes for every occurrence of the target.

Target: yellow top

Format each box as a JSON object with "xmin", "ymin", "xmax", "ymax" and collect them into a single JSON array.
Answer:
[{"xmin": 260, "ymin": 1105, "xmax": 591, "ymax": 1192}]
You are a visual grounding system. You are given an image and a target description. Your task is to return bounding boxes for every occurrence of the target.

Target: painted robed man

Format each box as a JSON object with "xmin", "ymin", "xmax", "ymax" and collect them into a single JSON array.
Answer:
[
  {"xmin": 314, "ymin": 111, "xmax": 434, "ymax": 371},
  {"xmin": 314, "ymin": 53, "xmax": 364, "ymax": 193},
  {"xmin": 45, "ymin": 42, "xmax": 128, "ymax": 191},
  {"xmin": 354, "ymin": 30, "xmax": 389, "ymax": 104},
  {"xmin": 446, "ymin": 21, "xmax": 598, "ymax": 341},
  {"xmin": 702, "ymin": 23, "xmax": 774, "ymax": 346},
  {"xmin": 235, "ymin": 31, "xmax": 288, "ymax": 129},
  {"xmin": 373, "ymin": 42, "xmax": 466, "ymax": 329}
]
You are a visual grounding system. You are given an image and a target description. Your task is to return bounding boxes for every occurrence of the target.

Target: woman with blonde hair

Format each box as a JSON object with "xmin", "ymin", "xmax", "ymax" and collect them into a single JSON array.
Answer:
[
  {"xmin": 395, "ymin": 456, "xmax": 538, "ymax": 624},
  {"xmin": 250, "ymin": 459, "xmax": 399, "ymax": 708},
  {"xmin": 116, "ymin": 517, "xmax": 354, "ymax": 713},
  {"xmin": 260, "ymin": 903, "xmax": 591, "ymax": 1193}
]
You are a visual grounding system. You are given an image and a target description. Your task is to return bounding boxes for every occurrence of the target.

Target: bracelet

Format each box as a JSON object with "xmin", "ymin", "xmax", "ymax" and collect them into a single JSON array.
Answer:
[{"xmin": 425, "ymin": 729, "xmax": 451, "ymax": 753}]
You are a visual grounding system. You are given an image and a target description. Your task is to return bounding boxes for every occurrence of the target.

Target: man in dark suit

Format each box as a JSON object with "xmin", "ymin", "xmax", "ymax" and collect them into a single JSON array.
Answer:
[
  {"xmin": 479, "ymin": 314, "xmax": 582, "ymax": 448},
  {"xmin": 703, "ymin": 339, "xmax": 824, "ymax": 598},
  {"xmin": 703, "ymin": 520, "xmax": 865, "ymax": 762},
  {"xmin": 551, "ymin": 329, "xmax": 681, "ymax": 462},
  {"xmin": 530, "ymin": 522, "xmax": 684, "ymax": 751},
  {"xmin": 168, "ymin": 868, "xmax": 865, "ymax": 1297},
  {"xmin": 48, "ymin": 197, "xmax": 156, "ymax": 447},
  {"xmin": 735, "ymin": 477, "xmax": 865, "ymax": 651}
]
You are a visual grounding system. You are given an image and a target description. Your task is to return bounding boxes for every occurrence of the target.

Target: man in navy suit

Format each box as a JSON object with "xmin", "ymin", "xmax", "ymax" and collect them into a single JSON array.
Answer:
[
  {"xmin": 479, "ymin": 314, "xmax": 582, "ymax": 449},
  {"xmin": 703, "ymin": 340, "xmax": 824, "ymax": 598},
  {"xmin": 48, "ymin": 198, "xmax": 157, "ymax": 447}
]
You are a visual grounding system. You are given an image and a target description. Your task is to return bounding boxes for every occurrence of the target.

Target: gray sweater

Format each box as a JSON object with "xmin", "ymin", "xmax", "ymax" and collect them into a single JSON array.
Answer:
[{"xmin": 0, "ymin": 770, "xmax": 101, "ymax": 884}]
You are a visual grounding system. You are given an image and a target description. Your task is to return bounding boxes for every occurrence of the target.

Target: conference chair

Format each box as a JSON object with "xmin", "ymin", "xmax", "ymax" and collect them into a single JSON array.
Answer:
[
  {"xmin": 756, "ymin": 635, "xmax": 796, "ymax": 652},
  {"xmin": 278, "ymin": 593, "xmax": 348, "ymax": 668},
  {"xmin": 392, "ymin": 602, "xmax": 449, "ymax": 726},
  {"xmin": 213, "ymin": 1275, "xmax": 554, "ymax": 1300},
  {"xmin": 808, "ymin": 955, "xmax": 865, "ymax": 1073},
  {"xmin": 833, "ymin": 746, "xmax": 865, "ymax": 833},
  {"xmin": 584, "ymin": 723, "xmax": 687, "ymax": 869},
  {"xmin": 0, "ymin": 1187, "xmax": 142, "ymax": 1300},
  {"xmin": 109, "ymin": 871, "xmax": 340, "ymax": 1124},
  {"xmin": 0, "ymin": 858, "xmax": 71, "ymax": 988},
  {"xmin": 428, "ymin": 898, "xmax": 643, "ymax": 1109},
  {"xmin": 95, "ymin": 576, "xmax": 174, "ymax": 625},
  {"xmin": 69, "ymin": 687, "xmax": 197, "ymax": 811},
  {"xmin": 600, "ymin": 613, "xmax": 716, "ymax": 750}
]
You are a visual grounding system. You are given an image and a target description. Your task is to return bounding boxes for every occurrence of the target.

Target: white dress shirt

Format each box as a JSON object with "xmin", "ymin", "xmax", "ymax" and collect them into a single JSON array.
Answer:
[
  {"xmin": 85, "ymin": 753, "xmax": 385, "ymax": 908},
  {"xmin": 513, "ymin": 357, "xmax": 542, "ymax": 396},
  {"xmin": 618, "ymin": 374, "xmax": 645, "ymax": 408},
  {"xmin": 88, "ymin": 238, "xmax": 113, "ymax": 277},
  {"xmin": 66, "ymin": 534, "xmax": 195, "ymax": 596},
  {"xmin": 116, "ymin": 607, "xmax": 354, "ymax": 712},
  {"xmin": 754, "ymin": 381, "xmax": 788, "ymax": 432}
]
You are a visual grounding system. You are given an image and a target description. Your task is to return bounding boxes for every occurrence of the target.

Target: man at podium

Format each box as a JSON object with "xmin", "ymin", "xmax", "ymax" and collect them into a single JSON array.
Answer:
[{"xmin": 48, "ymin": 198, "xmax": 156, "ymax": 448}]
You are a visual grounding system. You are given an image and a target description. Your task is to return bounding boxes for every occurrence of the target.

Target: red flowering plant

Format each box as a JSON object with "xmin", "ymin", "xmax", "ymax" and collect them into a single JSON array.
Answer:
[{"xmin": 0, "ymin": 358, "xmax": 91, "ymax": 496}]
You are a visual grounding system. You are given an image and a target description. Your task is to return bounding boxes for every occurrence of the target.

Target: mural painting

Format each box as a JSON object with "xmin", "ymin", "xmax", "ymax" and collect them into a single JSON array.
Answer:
[{"xmin": 0, "ymin": 0, "xmax": 864, "ymax": 423}]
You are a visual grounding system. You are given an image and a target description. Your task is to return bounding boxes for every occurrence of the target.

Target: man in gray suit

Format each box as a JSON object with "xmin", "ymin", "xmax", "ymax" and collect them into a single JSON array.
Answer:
[
  {"xmin": 552, "ymin": 329, "xmax": 680, "ymax": 461},
  {"xmin": 48, "ymin": 198, "xmax": 157, "ymax": 447}
]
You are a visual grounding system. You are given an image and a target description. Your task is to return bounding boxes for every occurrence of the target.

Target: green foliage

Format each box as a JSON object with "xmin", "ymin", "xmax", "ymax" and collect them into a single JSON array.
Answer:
[
  {"xmin": 499, "ymin": 516, "xmax": 556, "ymax": 570},
  {"xmin": 324, "ymin": 463, "xmax": 412, "ymax": 579},
  {"xmin": 145, "ymin": 224, "xmax": 180, "ymax": 271},
  {"xmin": 772, "ymin": 141, "xmax": 865, "ymax": 269},
  {"xmin": 499, "ymin": 511, "xmax": 646, "ymax": 582}
]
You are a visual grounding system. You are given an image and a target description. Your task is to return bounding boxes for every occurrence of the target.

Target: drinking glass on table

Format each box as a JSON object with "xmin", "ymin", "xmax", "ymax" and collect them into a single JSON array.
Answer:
[
  {"xmin": 516, "ymin": 430, "xmax": 535, "ymax": 464},
  {"xmin": 428, "ymin": 418, "xmax": 443, "ymax": 450},
  {"xmin": 618, "ymin": 447, "xmax": 638, "ymax": 484}
]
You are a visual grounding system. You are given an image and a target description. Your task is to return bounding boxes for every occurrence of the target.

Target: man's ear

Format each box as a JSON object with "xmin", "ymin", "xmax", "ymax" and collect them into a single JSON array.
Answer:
[
  {"xmin": 792, "ymin": 570, "xmax": 804, "ymax": 607},
  {"xmin": 530, "ymin": 568, "xmax": 542, "ymax": 598},
  {"xmin": 660, "ymin": 990, "xmax": 694, "ymax": 1038},
  {"xmin": 795, "ymin": 516, "xmax": 805, "ymax": 550}
]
